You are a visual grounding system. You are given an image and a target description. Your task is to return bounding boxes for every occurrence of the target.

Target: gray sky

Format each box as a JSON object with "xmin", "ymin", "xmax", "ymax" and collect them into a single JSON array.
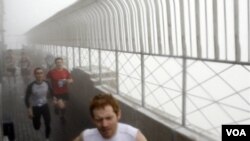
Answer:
[{"xmin": 4, "ymin": 0, "xmax": 78, "ymax": 48}]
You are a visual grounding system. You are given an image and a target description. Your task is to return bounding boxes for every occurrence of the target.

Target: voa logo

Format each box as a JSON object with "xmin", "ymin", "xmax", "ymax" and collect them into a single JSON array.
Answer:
[{"xmin": 226, "ymin": 129, "xmax": 246, "ymax": 136}]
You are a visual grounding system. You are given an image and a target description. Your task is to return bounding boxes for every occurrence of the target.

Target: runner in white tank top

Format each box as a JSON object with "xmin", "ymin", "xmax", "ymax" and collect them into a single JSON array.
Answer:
[
  {"xmin": 73, "ymin": 94, "xmax": 147, "ymax": 141},
  {"xmin": 83, "ymin": 123, "xmax": 137, "ymax": 141}
]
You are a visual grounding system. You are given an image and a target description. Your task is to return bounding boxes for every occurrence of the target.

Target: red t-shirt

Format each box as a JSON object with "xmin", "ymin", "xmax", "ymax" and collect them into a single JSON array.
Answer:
[{"xmin": 47, "ymin": 68, "xmax": 71, "ymax": 95}]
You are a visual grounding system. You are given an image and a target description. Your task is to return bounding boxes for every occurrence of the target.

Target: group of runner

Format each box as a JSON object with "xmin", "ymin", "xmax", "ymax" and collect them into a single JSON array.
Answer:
[
  {"xmin": 7, "ymin": 49, "xmax": 147, "ymax": 141},
  {"xmin": 24, "ymin": 56, "xmax": 72, "ymax": 141}
]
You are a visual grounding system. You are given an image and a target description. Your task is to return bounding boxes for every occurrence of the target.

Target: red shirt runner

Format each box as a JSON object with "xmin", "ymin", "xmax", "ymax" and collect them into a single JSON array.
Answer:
[{"xmin": 47, "ymin": 68, "xmax": 71, "ymax": 95}]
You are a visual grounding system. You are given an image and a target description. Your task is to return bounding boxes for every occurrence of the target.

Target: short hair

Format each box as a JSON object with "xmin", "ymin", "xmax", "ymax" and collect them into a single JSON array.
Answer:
[
  {"xmin": 54, "ymin": 57, "xmax": 63, "ymax": 63},
  {"xmin": 33, "ymin": 67, "xmax": 43, "ymax": 74},
  {"xmin": 90, "ymin": 94, "xmax": 120, "ymax": 118}
]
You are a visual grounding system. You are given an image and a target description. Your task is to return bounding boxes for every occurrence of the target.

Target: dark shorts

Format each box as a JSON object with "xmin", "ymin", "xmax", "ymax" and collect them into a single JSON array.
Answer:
[{"xmin": 54, "ymin": 93, "xmax": 69, "ymax": 101}]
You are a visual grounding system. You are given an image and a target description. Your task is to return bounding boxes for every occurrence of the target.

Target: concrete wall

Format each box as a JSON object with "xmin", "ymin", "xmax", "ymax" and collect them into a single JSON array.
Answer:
[{"xmin": 65, "ymin": 67, "xmax": 199, "ymax": 141}]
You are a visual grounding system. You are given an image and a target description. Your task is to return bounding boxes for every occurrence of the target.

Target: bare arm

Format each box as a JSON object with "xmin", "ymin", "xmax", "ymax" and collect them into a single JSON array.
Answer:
[{"xmin": 136, "ymin": 130, "xmax": 147, "ymax": 141}]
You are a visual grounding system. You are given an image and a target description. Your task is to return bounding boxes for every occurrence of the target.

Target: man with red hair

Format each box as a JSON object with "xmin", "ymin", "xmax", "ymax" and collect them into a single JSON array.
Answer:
[{"xmin": 73, "ymin": 94, "xmax": 147, "ymax": 141}]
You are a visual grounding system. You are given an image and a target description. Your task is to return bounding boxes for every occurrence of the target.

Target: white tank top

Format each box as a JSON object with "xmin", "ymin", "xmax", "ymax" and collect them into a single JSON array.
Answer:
[{"xmin": 82, "ymin": 123, "xmax": 138, "ymax": 141}]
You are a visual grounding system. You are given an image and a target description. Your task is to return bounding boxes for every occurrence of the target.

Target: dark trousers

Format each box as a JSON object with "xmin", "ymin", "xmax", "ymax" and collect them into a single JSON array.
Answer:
[{"xmin": 32, "ymin": 104, "xmax": 51, "ymax": 138}]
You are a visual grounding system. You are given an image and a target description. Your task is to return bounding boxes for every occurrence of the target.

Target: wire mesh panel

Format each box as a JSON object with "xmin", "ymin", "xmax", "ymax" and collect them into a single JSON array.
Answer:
[
  {"xmin": 61, "ymin": 46, "xmax": 68, "ymax": 69},
  {"xmin": 55, "ymin": 46, "xmax": 61, "ymax": 57},
  {"xmin": 144, "ymin": 55, "xmax": 183, "ymax": 123},
  {"xmin": 90, "ymin": 49, "xmax": 99, "ymax": 73},
  {"xmin": 52, "ymin": 46, "xmax": 57, "ymax": 56},
  {"xmin": 73, "ymin": 47, "xmax": 80, "ymax": 67},
  {"xmin": 67, "ymin": 47, "xmax": 74, "ymax": 71},
  {"xmin": 118, "ymin": 52, "xmax": 141, "ymax": 103},
  {"xmin": 100, "ymin": 50, "xmax": 116, "ymax": 93},
  {"xmin": 186, "ymin": 60, "xmax": 250, "ymax": 138},
  {"xmin": 80, "ymin": 48, "xmax": 90, "ymax": 70}
]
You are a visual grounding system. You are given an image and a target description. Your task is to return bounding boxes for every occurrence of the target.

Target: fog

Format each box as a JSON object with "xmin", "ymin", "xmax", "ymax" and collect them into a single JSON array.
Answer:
[{"xmin": 3, "ymin": 0, "xmax": 78, "ymax": 49}]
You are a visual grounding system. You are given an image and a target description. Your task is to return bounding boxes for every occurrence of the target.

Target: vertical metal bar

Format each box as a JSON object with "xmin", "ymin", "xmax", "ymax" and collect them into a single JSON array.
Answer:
[
  {"xmin": 234, "ymin": 0, "xmax": 240, "ymax": 62},
  {"xmin": 56, "ymin": 45, "xmax": 58, "ymax": 57},
  {"xmin": 50, "ymin": 45, "xmax": 52, "ymax": 55},
  {"xmin": 141, "ymin": 53, "xmax": 145, "ymax": 107},
  {"xmin": 129, "ymin": 0, "xmax": 141, "ymax": 52},
  {"xmin": 104, "ymin": 1, "xmax": 119, "ymax": 51},
  {"xmin": 154, "ymin": 0, "xmax": 162, "ymax": 54},
  {"xmin": 54, "ymin": 45, "xmax": 56, "ymax": 56},
  {"xmin": 52, "ymin": 45, "xmax": 58, "ymax": 57},
  {"xmin": 89, "ymin": 48, "xmax": 92, "ymax": 72},
  {"xmin": 195, "ymin": 0, "xmax": 202, "ymax": 58},
  {"xmin": 179, "ymin": 0, "xmax": 187, "ymax": 56},
  {"xmin": 112, "ymin": 1, "xmax": 130, "ymax": 52},
  {"xmin": 116, "ymin": 0, "xmax": 128, "ymax": 51},
  {"xmin": 53, "ymin": 45, "xmax": 55, "ymax": 56},
  {"xmin": 179, "ymin": 0, "xmax": 187, "ymax": 127},
  {"xmin": 66, "ymin": 46, "xmax": 69, "ymax": 69},
  {"xmin": 60, "ymin": 46, "xmax": 63, "ymax": 57},
  {"xmin": 79, "ymin": 47, "xmax": 82, "ymax": 67},
  {"xmin": 51, "ymin": 45, "xmax": 53, "ymax": 56},
  {"xmin": 56, "ymin": 45, "xmax": 58, "ymax": 56},
  {"xmin": 133, "ymin": 0, "xmax": 144, "ymax": 53},
  {"xmin": 53, "ymin": 45, "xmax": 56, "ymax": 56},
  {"xmin": 93, "ymin": 8, "xmax": 103, "ymax": 50},
  {"xmin": 97, "ymin": 5, "xmax": 107, "ymax": 51},
  {"xmin": 115, "ymin": 50, "xmax": 119, "ymax": 95},
  {"xmin": 55, "ymin": 46, "xmax": 57, "ymax": 57},
  {"xmin": 182, "ymin": 53, "xmax": 187, "ymax": 127},
  {"xmin": 166, "ymin": 0, "xmax": 173, "ymax": 55},
  {"xmin": 173, "ymin": 0, "xmax": 179, "ymax": 55},
  {"xmin": 57, "ymin": 45, "xmax": 59, "ymax": 56},
  {"xmin": 59, "ymin": 46, "xmax": 61, "ymax": 57},
  {"xmin": 205, "ymin": 0, "xmax": 209, "ymax": 58},
  {"xmin": 99, "ymin": 49, "xmax": 102, "ymax": 84},
  {"xmin": 73, "ymin": 47, "xmax": 76, "ymax": 68},
  {"xmin": 213, "ymin": 0, "xmax": 219, "ymax": 60},
  {"xmin": 224, "ymin": 0, "xmax": 228, "ymax": 60},
  {"xmin": 188, "ymin": 0, "xmax": 193, "ymax": 56},
  {"xmin": 134, "ymin": 0, "xmax": 145, "ymax": 105},
  {"xmin": 145, "ymin": 0, "xmax": 153, "ymax": 54}
]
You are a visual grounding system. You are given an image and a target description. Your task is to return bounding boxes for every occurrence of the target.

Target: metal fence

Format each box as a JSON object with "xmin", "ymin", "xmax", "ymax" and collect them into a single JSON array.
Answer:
[{"xmin": 26, "ymin": 0, "xmax": 250, "ymax": 140}]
